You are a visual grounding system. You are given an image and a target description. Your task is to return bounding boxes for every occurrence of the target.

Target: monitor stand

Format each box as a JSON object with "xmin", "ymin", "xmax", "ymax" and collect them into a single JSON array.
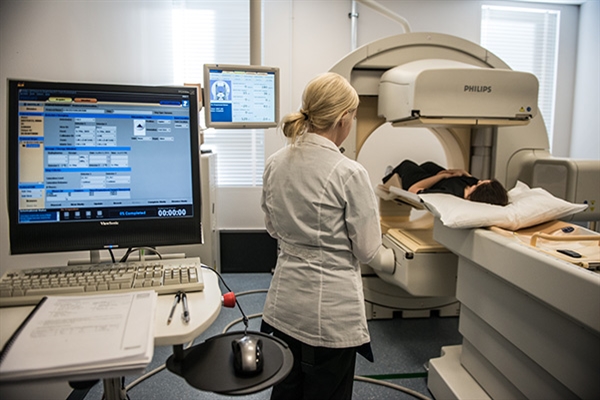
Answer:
[
  {"xmin": 90, "ymin": 249, "xmax": 101, "ymax": 263},
  {"xmin": 67, "ymin": 249, "xmax": 187, "ymax": 266}
]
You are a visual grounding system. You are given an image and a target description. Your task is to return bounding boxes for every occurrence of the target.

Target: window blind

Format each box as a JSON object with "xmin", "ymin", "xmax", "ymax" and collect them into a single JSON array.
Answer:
[
  {"xmin": 172, "ymin": 0, "xmax": 264, "ymax": 187},
  {"xmin": 481, "ymin": 5, "xmax": 560, "ymax": 148}
]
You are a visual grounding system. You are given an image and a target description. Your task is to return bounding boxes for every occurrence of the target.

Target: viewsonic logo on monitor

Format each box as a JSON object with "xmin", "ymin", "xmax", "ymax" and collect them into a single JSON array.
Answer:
[{"xmin": 100, "ymin": 221, "xmax": 119, "ymax": 226}]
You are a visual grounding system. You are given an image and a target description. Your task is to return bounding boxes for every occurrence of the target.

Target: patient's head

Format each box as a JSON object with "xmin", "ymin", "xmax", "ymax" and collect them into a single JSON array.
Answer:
[{"xmin": 466, "ymin": 179, "xmax": 509, "ymax": 206}]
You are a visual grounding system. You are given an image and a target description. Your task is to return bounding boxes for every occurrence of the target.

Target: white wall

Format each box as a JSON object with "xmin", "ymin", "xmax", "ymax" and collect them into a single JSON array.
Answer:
[
  {"xmin": 570, "ymin": 0, "xmax": 600, "ymax": 159},
  {"xmin": 1, "ymin": 0, "xmax": 596, "ymax": 273}
]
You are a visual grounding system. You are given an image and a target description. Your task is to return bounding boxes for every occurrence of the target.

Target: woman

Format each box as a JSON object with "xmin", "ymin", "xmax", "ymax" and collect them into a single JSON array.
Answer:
[
  {"xmin": 384, "ymin": 160, "xmax": 509, "ymax": 206},
  {"xmin": 261, "ymin": 72, "xmax": 394, "ymax": 400}
]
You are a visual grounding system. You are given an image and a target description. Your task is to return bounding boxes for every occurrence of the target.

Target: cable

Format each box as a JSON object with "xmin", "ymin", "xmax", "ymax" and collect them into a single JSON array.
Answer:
[
  {"xmin": 108, "ymin": 249, "xmax": 116, "ymax": 263},
  {"xmin": 125, "ymin": 269, "xmax": 258, "ymax": 393},
  {"xmin": 125, "ymin": 364, "xmax": 166, "ymax": 391},
  {"xmin": 222, "ymin": 312, "xmax": 264, "ymax": 334},
  {"xmin": 354, "ymin": 375, "xmax": 432, "ymax": 400},
  {"xmin": 122, "ymin": 268, "xmax": 431, "ymax": 399},
  {"xmin": 364, "ymin": 299, "xmax": 460, "ymax": 312},
  {"xmin": 120, "ymin": 271, "xmax": 431, "ymax": 400},
  {"xmin": 216, "ymin": 279, "xmax": 433, "ymax": 398},
  {"xmin": 235, "ymin": 289, "xmax": 269, "ymax": 297},
  {"xmin": 219, "ymin": 311, "xmax": 431, "ymax": 400},
  {"xmin": 221, "ymin": 310, "xmax": 432, "ymax": 400},
  {"xmin": 119, "ymin": 247, "xmax": 163, "ymax": 263},
  {"xmin": 201, "ymin": 265, "xmax": 250, "ymax": 334},
  {"xmin": 124, "ymin": 339, "xmax": 194, "ymax": 392},
  {"xmin": 125, "ymin": 268, "xmax": 256, "ymax": 393}
]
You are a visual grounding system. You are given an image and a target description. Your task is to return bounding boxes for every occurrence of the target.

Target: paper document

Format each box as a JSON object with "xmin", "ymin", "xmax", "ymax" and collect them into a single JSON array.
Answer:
[{"xmin": 0, "ymin": 290, "xmax": 157, "ymax": 382}]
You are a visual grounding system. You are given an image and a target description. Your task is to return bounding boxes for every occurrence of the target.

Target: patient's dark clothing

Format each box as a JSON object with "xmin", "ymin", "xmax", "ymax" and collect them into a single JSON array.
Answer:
[{"xmin": 385, "ymin": 160, "xmax": 479, "ymax": 199}]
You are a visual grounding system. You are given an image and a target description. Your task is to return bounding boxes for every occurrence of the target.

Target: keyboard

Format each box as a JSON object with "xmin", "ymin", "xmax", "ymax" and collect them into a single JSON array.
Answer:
[{"xmin": 0, "ymin": 257, "xmax": 204, "ymax": 308}]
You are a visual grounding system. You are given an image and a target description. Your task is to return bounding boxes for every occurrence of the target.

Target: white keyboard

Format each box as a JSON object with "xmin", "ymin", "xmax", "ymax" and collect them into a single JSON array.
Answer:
[{"xmin": 0, "ymin": 257, "xmax": 204, "ymax": 307}]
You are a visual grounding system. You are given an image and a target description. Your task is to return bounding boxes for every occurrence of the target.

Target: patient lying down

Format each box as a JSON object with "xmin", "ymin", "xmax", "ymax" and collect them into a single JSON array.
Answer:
[{"xmin": 383, "ymin": 160, "xmax": 509, "ymax": 206}]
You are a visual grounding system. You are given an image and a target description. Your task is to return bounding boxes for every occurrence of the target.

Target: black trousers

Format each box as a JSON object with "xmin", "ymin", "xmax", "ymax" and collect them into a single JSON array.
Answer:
[
  {"xmin": 269, "ymin": 328, "xmax": 357, "ymax": 400},
  {"xmin": 392, "ymin": 160, "xmax": 445, "ymax": 191}
]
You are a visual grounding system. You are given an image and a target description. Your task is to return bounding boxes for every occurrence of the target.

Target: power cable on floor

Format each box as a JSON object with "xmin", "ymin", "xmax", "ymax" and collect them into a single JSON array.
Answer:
[
  {"xmin": 122, "ymin": 278, "xmax": 433, "ymax": 400},
  {"xmin": 354, "ymin": 375, "xmax": 432, "ymax": 400},
  {"xmin": 222, "ymin": 308, "xmax": 433, "ymax": 400}
]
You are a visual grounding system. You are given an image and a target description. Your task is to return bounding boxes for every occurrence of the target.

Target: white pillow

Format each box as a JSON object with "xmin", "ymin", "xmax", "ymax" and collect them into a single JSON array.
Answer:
[{"xmin": 419, "ymin": 181, "xmax": 588, "ymax": 230}]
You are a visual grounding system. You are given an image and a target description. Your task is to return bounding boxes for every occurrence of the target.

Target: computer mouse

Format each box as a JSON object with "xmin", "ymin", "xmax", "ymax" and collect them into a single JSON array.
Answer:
[{"xmin": 231, "ymin": 335, "xmax": 264, "ymax": 375}]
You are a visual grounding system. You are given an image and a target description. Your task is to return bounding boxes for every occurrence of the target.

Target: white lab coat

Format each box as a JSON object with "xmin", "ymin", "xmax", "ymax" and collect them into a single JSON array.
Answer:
[{"xmin": 261, "ymin": 133, "xmax": 385, "ymax": 348}]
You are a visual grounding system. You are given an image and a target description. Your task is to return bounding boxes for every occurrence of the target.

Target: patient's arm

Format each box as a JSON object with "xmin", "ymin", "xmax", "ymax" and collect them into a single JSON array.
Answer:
[
  {"xmin": 445, "ymin": 169, "xmax": 471, "ymax": 177},
  {"xmin": 408, "ymin": 172, "xmax": 449, "ymax": 193},
  {"xmin": 408, "ymin": 169, "xmax": 470, "ymax": 194}
]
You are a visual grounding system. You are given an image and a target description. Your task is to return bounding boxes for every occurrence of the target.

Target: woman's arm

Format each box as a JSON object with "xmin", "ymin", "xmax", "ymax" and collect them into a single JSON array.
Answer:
[
  {"xmin": 345, "ymin": 167, "xmax": 385, "ymax": 263},
  {"xmin": 408, "ymin": 169, "xmax": 470, "ymax": 194}
]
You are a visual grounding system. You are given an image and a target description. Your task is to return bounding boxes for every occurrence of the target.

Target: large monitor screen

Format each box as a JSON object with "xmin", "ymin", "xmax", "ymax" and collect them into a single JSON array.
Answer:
[
  {"xmin": 203, "ymin": 64, "xmax": 280, "ymax": 128},
  {"xmin": 7, "ymin": 79, "xmax": 202, "ymax": 254}
]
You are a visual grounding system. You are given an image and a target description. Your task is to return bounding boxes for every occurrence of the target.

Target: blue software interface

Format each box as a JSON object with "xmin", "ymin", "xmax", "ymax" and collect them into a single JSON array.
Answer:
[
  {"xmin": 16, "ymin": 86, "xmax": 195, "ymax": 224},
  {"xmin": 208, "ymin": 68, "xmax": 276, "ymax": 124}
]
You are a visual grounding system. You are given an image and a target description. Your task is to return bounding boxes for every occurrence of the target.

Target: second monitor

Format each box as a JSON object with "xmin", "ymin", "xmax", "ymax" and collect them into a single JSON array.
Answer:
[{"xmin": 203, "ymin": 64, "xmax": 280, "ymax": 129}]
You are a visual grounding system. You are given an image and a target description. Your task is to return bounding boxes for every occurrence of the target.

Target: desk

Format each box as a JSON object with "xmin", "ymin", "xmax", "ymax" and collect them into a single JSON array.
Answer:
[{"xmin": 0, "ymin": 268, "xmax": 222, "ymax": 400}]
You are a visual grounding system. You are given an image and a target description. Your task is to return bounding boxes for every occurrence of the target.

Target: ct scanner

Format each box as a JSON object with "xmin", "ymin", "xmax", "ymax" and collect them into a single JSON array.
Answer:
[{"xmin": 329, "ymin": 32, "xmax": 600, "ymax": 399}]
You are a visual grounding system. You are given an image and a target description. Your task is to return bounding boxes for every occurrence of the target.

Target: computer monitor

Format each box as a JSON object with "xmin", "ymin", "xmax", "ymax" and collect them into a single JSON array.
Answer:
[
  {"xmin": 7, "ymin": 79, "xmax": 202, "ymax": 255},
  {"xmin": 203, "ymin": 64, "xmax": 280, "ymax": 128}
]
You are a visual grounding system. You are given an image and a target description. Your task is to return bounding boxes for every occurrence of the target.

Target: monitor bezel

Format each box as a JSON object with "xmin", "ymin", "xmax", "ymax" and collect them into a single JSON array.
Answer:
[
  {"xmin": 7, "ymin": 79, "xmax": 203, "ymax": 255},
  {"xmin": 203, "ymin": 64, "xmax": 280, "ymax": 129}
]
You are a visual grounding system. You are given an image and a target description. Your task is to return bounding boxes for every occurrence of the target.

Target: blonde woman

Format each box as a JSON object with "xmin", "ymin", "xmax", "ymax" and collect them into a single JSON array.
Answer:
[{"xmin": 261, "ymin": 72, "xmax": 394, "ymax": 400}]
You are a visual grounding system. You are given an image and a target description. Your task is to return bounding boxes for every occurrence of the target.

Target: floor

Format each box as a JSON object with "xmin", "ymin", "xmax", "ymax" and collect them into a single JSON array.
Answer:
[{"xmin": 80, "ymin": 273, "xmax": 463, "ymax": 400}]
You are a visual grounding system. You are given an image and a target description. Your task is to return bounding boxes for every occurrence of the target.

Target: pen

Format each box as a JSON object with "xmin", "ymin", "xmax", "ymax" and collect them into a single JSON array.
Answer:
[
  {"xmin": 181, "ymin": 292, "xmax": 190, "ymax": 324},
  {"xmin": 167, "ymin": 292, "xmax": 181, "ymax": 325}
]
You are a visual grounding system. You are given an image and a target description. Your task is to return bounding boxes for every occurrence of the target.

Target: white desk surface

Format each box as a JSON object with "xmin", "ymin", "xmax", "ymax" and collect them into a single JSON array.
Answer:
[
  {"xmin": 0, "ymin": 267, "xmax": 222, "ymax": 350},
  {"xmin": 154, "ymin": 268, "xmax": 222, "ymax": 346}
]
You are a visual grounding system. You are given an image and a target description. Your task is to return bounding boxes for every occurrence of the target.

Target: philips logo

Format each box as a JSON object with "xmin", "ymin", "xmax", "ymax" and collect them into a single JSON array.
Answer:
[
  {"xmin": 464, "ymin": 85, "xmax": 492, "ymax": 93},
  {"xmin": 100, "ymin": 221, "xmax": 119, "ymax": 226}
]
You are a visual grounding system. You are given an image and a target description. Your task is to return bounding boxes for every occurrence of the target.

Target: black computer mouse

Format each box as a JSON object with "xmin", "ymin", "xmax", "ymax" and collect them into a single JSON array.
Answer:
[{"xmin": 231, "ymin": 335, "xmax": 264, "ymax": 375}]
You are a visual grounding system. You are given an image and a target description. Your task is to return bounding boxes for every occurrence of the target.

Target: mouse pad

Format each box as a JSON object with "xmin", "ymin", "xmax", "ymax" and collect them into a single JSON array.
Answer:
[{"xmin": 170, "ymin": 331, "xmax": 287, "ymax": 394}]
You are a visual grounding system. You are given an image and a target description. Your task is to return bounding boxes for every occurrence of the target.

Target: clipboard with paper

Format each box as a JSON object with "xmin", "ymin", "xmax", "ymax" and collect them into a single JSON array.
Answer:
[{"xmin": 0, "ymin": 290, "xmax": 157, "ymax": 382}]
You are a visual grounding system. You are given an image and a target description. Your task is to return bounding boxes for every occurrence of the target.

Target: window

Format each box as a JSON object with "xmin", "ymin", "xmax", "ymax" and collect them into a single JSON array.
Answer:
[
  {"xmin": 172, "ymin": 0, "xmax": 264, "ymax": 186},
  {"xmin": 481, "ymin": 5, "xmax": 560, "ymax": 148}
]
